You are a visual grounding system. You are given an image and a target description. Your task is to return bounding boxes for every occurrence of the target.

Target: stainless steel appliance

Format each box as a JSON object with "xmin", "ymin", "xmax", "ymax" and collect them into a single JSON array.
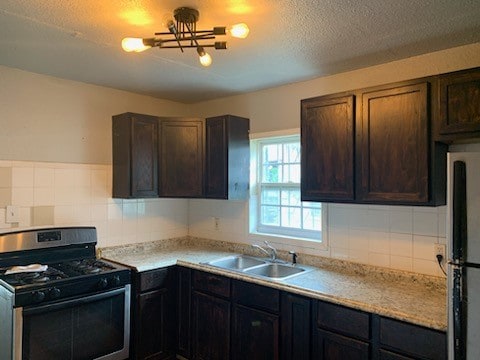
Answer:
[
  {"xmin": 447, "ymin": 152, "xmax": 480, "ymax": 360},
  {"xmin": 0, "ymin": 227, "xmax": 131, "ymax": 360}
]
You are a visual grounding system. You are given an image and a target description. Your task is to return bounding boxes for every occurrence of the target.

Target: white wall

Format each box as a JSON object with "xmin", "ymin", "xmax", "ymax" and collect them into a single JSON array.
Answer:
[
  {"xmin": 0, "ymin": 65, "xmax": 193, "ymax": 246},
  {"xmin": 0, "ymin": 65, "xmax": 194, "ymax": 164},
  {"xmin": 188, "ymin": 43, "xmax": 480, "ymax": 276}
]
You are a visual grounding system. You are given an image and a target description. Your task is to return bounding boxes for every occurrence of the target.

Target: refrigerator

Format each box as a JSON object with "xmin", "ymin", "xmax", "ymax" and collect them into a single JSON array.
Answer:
[{"xmin": 447, "ymin": 152, "xmax": 480, "ymax": 360}]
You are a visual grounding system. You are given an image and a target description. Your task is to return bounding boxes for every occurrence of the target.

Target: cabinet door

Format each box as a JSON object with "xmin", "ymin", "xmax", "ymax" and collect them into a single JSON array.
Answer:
[
  {"xmin": 177, "ymin": 267, "xmax": 191, "ymax": 359},
  {"xmin": 159, "ymin": 118, "xmax": 204, "ymax": 197},
  {"xmin": 205, "ymin": 115, "xmax": 250, "ymax": 200},
  {"xmin": 301, "ymin": 95, "xmax": 355, "ymax": 202},
  {"xmin": 192, "ymin": 291, "xmax": 230, "ymax": 360},
  {"xmin": 135, "ymin": 288, "xmax": 174, "ymax": 360},
  {"xmin": 280, "ymin": 293, "xmax": 311, "ymax": 360},
  {"xmin": 358, "ymin": 83, "xmax": 429, "ymax": 204},
  {"xmin": 232, "ymin": 304, "xmax": 279, "ymax": 360},
  {"xmin": 438, "ymin": 68, "xmax": 480, "ymax": 136},
  {"xmin": 379, "ymin": 317, "xmax": 446, "ymax": 360},
  {"xmin": 112, "ymin": 113, "xmax": 158, "ymax": 198},
  {"xmin": 313, "ymin": 328, "xmax": 370, "ymax": 360},
  {"xmin": 205, "ymin": 116, "xmax": 228, "ymax": 198}
]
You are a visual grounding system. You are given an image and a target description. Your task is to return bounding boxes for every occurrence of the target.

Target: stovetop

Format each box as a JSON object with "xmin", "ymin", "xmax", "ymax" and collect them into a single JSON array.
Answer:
[
  {"xmin": 0, "ymin": 227, "xmax": 131, "ymax": 307},
  {"xmin": 0, "ymin": 258, "xmax": 120, "ymax": 288}
]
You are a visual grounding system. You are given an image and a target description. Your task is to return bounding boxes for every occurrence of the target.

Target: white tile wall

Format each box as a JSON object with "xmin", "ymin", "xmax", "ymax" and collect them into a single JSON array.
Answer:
[
  {"xmin": 188, "ymin": 200, "xmax": 448, "ymax": 277},
  {"xmin": 0, "ymin": 160, "xmax": 448, "ymax": 276},
  {"xmin": 0, "ymin": 160, "xmax": 188, "ymax": 247}
]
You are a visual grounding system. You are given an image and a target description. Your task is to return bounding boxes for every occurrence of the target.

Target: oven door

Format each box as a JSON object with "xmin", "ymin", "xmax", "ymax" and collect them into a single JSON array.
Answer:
[{"xmin": 13, "ymin": 285, "xmax": 130, "ymax": 360}]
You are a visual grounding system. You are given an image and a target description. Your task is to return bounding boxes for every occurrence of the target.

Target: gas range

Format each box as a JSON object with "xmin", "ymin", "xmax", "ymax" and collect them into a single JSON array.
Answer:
[
  {"xmin": 0, "ymin": 227, "xmax": 131, "ymax": 360},
  {"xmin": 0, "ymin": 227, "xmax": 131, "ymax": 307}
]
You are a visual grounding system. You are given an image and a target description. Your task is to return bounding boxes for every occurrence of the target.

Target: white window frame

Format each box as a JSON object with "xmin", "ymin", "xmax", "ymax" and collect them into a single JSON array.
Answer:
[{"xmin": 248, "ymin": 130, "xmax": 328, "ymax": 253}]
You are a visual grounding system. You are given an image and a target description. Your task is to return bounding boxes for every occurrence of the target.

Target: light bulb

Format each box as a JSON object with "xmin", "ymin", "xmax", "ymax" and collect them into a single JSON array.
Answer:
[
  {"xmin": 197, "ymin": 46, "xmax": 212, "ymax": 67},
  {"xmin": 199, "ymin": 52, "xmax": 212, "ymax": 67},
  {"xmin": 121, "ymin": 37, "xmax": 151, "ymax": 52},
  {"xmin": 229, "ymin": 23, "xmax": 249, "ymax": 38}
]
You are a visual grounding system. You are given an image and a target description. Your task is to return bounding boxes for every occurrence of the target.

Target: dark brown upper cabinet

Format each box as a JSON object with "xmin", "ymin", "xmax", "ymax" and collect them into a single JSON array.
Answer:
[
  {"xmin": 159, "ymin": 118, "xmax": 205, "ymax": 198},
  {"xmin": 112, "ymin": 113, "xmax": 159, "ymax": 198},
  {"xmin": 301, "ymin": 94, "xmax": 355, "ymax": 202},
  {"xmin": 436, "ymin": 67, "xmax": 480, "ymax": 141},
  {"xmin": 112, "ymin": 113, "xmax": 250, "ymax": 199},
  {"xmin": 301, "ymin": 80, "xmax": 447, "ymax": 206},
  {"xmin": 358, "ymin": 82, "xmax": 430, "ymax": 204},
  {"xmin": 205, "ymin": 115, "xmax": 250, "ymax": 200}
]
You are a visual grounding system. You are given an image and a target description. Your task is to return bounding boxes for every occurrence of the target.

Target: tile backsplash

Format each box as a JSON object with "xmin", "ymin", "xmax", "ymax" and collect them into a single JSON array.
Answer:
[
  {"xmin": 188, "ymin": 200, "xmax": 447, "ymax": 277},
  {"xmin": 1, "ymin": 160, "xmax": 447, "ymax": 277},
  {"xmin": 0, "ymin": 160, "xmax": 188, "ymax": 247}
]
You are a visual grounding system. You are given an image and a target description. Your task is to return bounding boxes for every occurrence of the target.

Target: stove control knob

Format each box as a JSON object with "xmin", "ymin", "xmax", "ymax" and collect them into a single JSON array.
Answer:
[
  {"xmin": 110, "ymin": 275, "xmax": 121, "ymax": 287},
  {"xmin": 32, "ymin": 291, "xmax": 45, "ymax": 302},
  {"xmin": 98, "ymin": 278, "xmax": 108, "ymax": 289},
  {"xmin": 49, "ymin": 287, "xmax": 61, "ymax": 299}
]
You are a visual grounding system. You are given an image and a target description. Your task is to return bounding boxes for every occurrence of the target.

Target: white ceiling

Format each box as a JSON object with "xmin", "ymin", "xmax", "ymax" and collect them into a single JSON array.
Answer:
[{"xmin": 1, "ymin": 0, "xmax": 479, "ymax": 103}]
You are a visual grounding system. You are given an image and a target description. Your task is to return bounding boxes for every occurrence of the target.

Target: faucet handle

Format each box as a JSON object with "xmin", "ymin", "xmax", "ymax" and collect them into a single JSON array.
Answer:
[{"xmin": 289, "ymin": 251, "xmax": 298, "ymax": 265}]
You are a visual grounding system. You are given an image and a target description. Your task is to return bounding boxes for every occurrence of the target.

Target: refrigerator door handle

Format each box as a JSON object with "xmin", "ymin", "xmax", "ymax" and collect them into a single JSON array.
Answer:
[
  {"xmin": 452, "ymin": 161, "xmax": 467, "ymax": 263},
  {"xmin": 452, "ymin": 266, "xmax": 466, "ymax": 360}
]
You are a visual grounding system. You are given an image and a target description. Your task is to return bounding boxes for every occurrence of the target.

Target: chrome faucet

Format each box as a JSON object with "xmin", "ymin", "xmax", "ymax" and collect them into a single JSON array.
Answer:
[{"xmin": 252, "ymin": 241, "xmax": 278, "ymax": 262}]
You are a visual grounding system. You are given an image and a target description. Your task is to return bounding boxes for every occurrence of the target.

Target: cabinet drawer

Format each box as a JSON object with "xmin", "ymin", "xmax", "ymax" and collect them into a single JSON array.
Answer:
[
  {"xmin": 193, "ymin": 270, "xmax": 230, "ymax": 298},
  {"xmin": 316, "ymin": 301, "xmax": 370, "ymax": 341},
  {"xmin": 137, "ymin": 267, "xmax": 170, "ymax": 292},
  {"xmin": 380, "ymin": 317, "xmax": 446, "ymax": 360},
  {"xmin": 232, "ymin": 280, "xmax": 280, "ymax": 313}
]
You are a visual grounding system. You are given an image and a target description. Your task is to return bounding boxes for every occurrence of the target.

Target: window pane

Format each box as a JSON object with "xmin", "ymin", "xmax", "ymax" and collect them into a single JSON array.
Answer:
[
  {"xmin": 262, "ymin": 165, "xmax": 279, "ymax": 183},
  {"xmin": 261, "ymin": 206, "xmax": 280, "ymax": 226},
  {"xmin": 281, "ymin": 207, "xmax": 301, "ymax": 228},
  {"xmin": 303, "ymin": 208, "xmax": 322, "ymax": 231},
  {"xmin": 284, "ymin": 143, "xmax": 300, "ymax": 163},
  {"xmin": 281, "ymin": 189, "xmax": 301, "ymax": 206},
  {"xmin": 263, "ymin": 144, "xmax": 281, "ymax": 163},
  {"xmin": 303, "ymin": 201, "xmax": 322, "ymax": 208},
  {"xmin": 284, "ymin": 164, "xmax": 300, "ymax": 183},
  {"xmin": 262, "ymin": 188, "xmax": 280, "ymax": 205}
]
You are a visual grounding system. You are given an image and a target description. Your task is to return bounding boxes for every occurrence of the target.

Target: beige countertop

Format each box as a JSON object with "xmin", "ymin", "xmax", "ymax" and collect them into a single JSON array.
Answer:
[{"xmin": 100, "ymin": 236, "xmax": 447, "ymax": 332}]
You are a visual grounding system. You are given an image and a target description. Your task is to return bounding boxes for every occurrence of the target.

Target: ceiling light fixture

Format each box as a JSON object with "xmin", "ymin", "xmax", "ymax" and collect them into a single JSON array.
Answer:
[{"xmin": 121, "ymin": 7, "xmax": 249, "ymax": 67}]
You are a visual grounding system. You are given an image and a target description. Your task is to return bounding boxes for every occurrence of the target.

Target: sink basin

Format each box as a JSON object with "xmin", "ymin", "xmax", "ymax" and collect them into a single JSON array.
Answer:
[
  {"xmin": 203, "ymin": 255, "xmax": 313, "ymax": 281},
  {"xmin": 204, "ymin": 255, "xmax": 267, "ymax": 270},
  {"xmin": 244, "ymin": 263, "xmax": 307, "ymax": 280}
]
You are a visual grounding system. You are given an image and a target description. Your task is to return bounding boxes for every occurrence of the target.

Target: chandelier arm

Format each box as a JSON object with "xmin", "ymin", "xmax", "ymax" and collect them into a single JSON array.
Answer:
[
  {"xmin": 184, "ymin": 22, "xmax": 200, "ymax": 47},
  {"xmin": 159, "ymin": 35, "xmax": 216, "ymax": 44},
  {"xmin": 159, "ymin": 44, "xmax": 218, "ymax": 49}
]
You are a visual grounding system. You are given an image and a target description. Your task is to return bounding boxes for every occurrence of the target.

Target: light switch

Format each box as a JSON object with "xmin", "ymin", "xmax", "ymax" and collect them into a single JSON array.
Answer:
[{"xmin": 6, "ymin": 205, "xmax": 20, "ymax": 223}]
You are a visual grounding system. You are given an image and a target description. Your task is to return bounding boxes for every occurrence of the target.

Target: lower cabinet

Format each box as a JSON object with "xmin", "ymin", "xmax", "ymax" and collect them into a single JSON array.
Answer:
[
  {"xmin": 280, "ymin": 292, "xmax": 311, "ymax": 360},
  {"xmin": 131, "ymin": 267, "xmax": 176, "ymax": 360},
  {"xmin": 132, "ymin": 266, "xmax": 446, "ymax": 360},
  {"xmin": 312, "ymin": 300, "xmax": 371, "ymax": 360},
  {"xmin": 232, "ymin": 304, "xmax": 279, "ymax": 360},
  {"xmin": 191, "ymin": 270, "xmax": 231, "ymax": 360},
  {"xmin": 232, "ymin": 279, "xmax": 280, "ymax": 360},
  {"xmin": 378, "ymin": 317, "xmax": 447, "ymax": 360},
  {"xmin": 314, "ymin": 329, "xmax": 370, "ymax": 360}
]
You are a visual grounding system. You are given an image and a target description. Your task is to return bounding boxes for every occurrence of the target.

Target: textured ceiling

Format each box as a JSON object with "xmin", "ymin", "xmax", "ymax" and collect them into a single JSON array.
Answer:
[{"xmin": 1, "ymin": 0, "xmax": 479, "ymax": 103}]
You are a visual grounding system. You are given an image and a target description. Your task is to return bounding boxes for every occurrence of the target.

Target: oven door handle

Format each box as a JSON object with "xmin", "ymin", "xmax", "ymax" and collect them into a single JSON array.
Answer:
[{"xmin": 22, "ymin": 287, "xmax": 127, "ymax": 315}]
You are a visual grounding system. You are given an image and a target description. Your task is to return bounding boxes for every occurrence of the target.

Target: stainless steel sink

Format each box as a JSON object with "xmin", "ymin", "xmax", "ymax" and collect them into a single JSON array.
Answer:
[
  {"xmin": 203, "ymin": 255, "xmax": 313, "ymax": 281},
  {"xmin": 204, "ymin": 255, "xmax": 267, "ymax": 270},
  {"xmin": 244, "ymin": 263, "xmax": 308, "ymax": 280}
]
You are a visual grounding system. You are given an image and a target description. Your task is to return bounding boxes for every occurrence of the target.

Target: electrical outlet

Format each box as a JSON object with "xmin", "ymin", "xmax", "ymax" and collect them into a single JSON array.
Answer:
[
  {"xmin": 434, "ymin": 244, "xmax": 446, "ymax": 261},
  {"xmin": 213, "ymin": 217, "xmax": 220, "ymax": 231},
  {"xmin": 6, "ymin": 205, "xmax": 20, "ymax": 223}
]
